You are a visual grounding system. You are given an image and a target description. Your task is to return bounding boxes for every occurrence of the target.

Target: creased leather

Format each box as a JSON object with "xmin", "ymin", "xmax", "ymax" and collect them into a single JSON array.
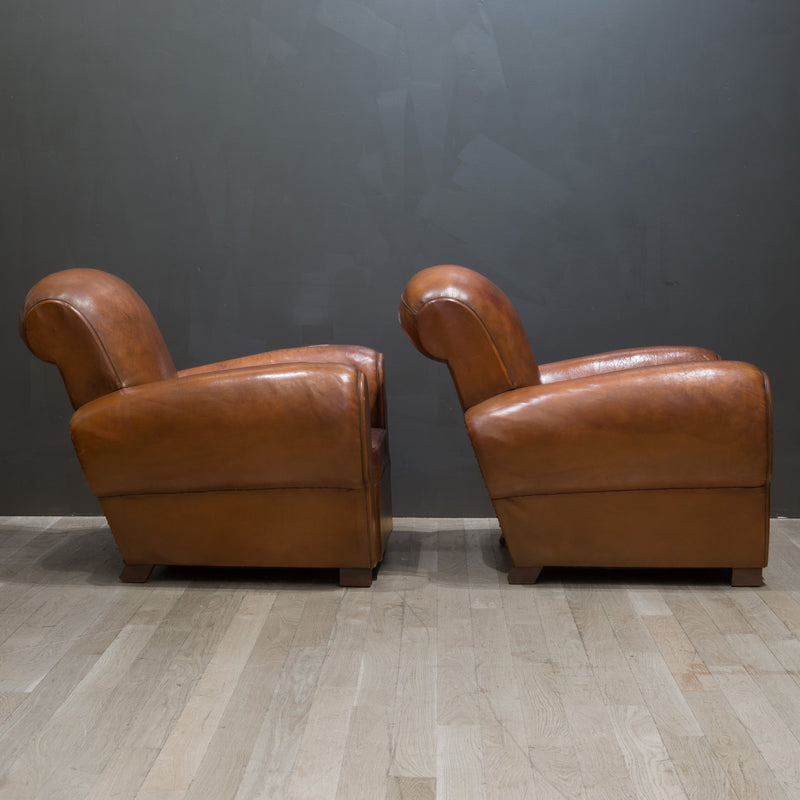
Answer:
[
  {"xmin": 21, "ymin": 269, "xmax": 392, "ymax": 580},
  {"xmin": 538, "ymin": 346, "xmax": 720, "ymax": 383},
  {"xmin": 466, "ymin": 361, "xmax": 771, "ymax": 498},
  {"xmin": 400, "ymin": 265, "xmax": 540, "ymax": 409},
  {"xmin": 179, "ymin": 344, "xmax": 386, "ymax": 428},
  {"xmin": 399, "ymin": 264, "xmax": 773, "ymax": 580},
  {"xmin": 20, "ymin": 269, "xmax": 176, "ymax": 409},
  {"xmin": 71, "ymin": 363, "xmax": 371, "ymax": 497}
]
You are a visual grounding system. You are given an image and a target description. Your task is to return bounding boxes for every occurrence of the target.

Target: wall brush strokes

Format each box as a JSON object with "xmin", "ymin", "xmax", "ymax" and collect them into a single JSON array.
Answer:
[{"xmin": 2, "ymin": 0, "xmax": 799, "ymax": 515}]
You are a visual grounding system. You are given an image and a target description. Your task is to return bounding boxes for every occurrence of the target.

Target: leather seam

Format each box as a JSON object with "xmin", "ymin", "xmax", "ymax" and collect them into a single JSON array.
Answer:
[
  {"xmin": 435, "ymin": 298, "xmax": 515, "ymax": 389},
  {"xmin": 27, "ymin": 297, "xmax": 123, "ymax": 387},
  {"xmin": 403, "ymin": 295, "xmax": 513, "ymax": 385},
  {"xmin": 99, "ymin": 486, "xmax": 364, "ymax": 500},
  {"xmin": 493, "ymin": 485, "xmax": 769, "ymax": 501},
  {"xmin": 357, "ymin": 370, "xmax": 376, "ymax": 566}
]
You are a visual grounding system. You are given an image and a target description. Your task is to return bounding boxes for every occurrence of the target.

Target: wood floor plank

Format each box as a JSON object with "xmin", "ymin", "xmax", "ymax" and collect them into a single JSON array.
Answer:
[
  {"xmin": 512, "ymin": 654, "xmax": 586, "ymax": 800},
  {"xmin": 234, "ymin": 645, "xmax": 328, "ymax": 800},
  {"xmin": 286, "ymin": 685, "xmax": 357, "ymax": 800},
  {"xmin": 626, "ymin": 650, "xmax": 704, "ymax": 738},
  {"xmin": 0, "ymin": 584, "xmax": 131, "ymax": 692},
  {"xmin": 28, "ymin": 591, "xmax": 187, "ymax": 800},
  {"xmin": 759, "ymin": 591, "xmax": 800, "ymax": 638},
  {"xmin": 436, "ymin": 527, "xmax": 482, "ymax": 733},
  {"xmin": 438, "ymin": 646, "xmax": 479, "ymax": 726},
  {"xmin": 627, "ymin": 588, "xmax": 671, "ymax": 617},
  {"xmin": 134, "ymin": 593, "xmax": 275, "ymax": 798},
  {"xmin": 436, "ymin": 725, "xmax": 484, "ymax": 800},
  {"xmin": 607, "ymin": 704, "xmax": 688, "ymax": 800},
  {"xmin": 568, "ymin": 586, "xmax": 645, "ymax": 705},
  {"xmin": 0, "ymin": 587, "xmax": 183, "ymax": 772},
  {"xmin": 709, "ymin": 665, "xmax": 800, "ymax": 795},
  {"xmin": 475, "ymin": 663, "xmax": 537, "ymax": 800},
  {"xmin": 684, "ymin": 688, "xmax": 790, "ymax": 800},
  {"xmin": 0, "ymin": 620, "xmax": 164, "ymax": 799},
  {"xmin": 643, "ymin": 613, "xmax": 715, "ymax": 692},
  {"xmin": 764, "ymin": 524, "xmax": 800, "ymax": 590},
  {"xmin": 535, "ymin": 587, "xmax": 591, "ymax": 676},
  {"xmin": 180, "ymin": 592, "xmax": 308, "ymax": 800},
  {"xmin": 563, "ymin": 700, "xmax": 641, "ymax": 800},
  {"xmin": 389, "ymin": 538, "xmax": 437, "ymax": 781},
  {"xmin": 83, "ymin": 587, "xmax": 249, "ymax": 800},
  {"xmin": 285, "ymin": 593, "xmax": 372, "ymax": 799},
  {"xmin": 659, "ymin": 730, "xmax": 740, "ymax": 800},
  {"xmin": 471, "ymin": 605, "xmax": 512, "ymax": 668},
  {"xmin": 664, "ymin": 593, "xmax": 742, "ymax": 668},
  {"xmin": 291, "ymin": 590, "xmax": 342, "ymax": 647},
  {"xmin": 601, "ymin": 590, "xmax": 660, "ymax": 655},
  {"xmin": 336, "ymin": 705, "xmax": 393, "ymax": 800},
  {"xmin": 385, "ymin": 776, "xmax": 437, "ymax": 800},
  {"xmin": 730, "ymin": 590, "xmax": 794, "ymax": 642},
  {"xmin": 336, "ymin": 588, "xmax": 404, "ymax": 800},
  {"xmin": 693, "ymin": 589, "xmax": 755, "ymax": 634},
  {"xmin": 500, "ymin": 584, "xmax": 548, "ymax": 658},
  {"xmin": 390, "ymin": 637, "xmax": 437, "ymax": 779}
]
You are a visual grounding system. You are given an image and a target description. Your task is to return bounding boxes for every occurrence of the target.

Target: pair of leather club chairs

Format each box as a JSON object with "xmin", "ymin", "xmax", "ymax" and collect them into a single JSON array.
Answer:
[{"xmin": 20, "ymin": 266, "xmax": 772, "ymax": 587}]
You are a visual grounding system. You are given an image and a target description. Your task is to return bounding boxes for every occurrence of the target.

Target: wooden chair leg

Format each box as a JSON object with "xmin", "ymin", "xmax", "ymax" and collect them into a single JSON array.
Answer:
[
  {"xmin": 731, "ymin": 567, "xmax": 762, "ymax": 587},
  {"xmin": 120, "ymin": 563, "xmax": 155, "ymax": 583},
  {"xmin": 339, "ymin": 567, "xmax": 373, "ymax": 587},
  {"xmin": 507, "ymin": 566, "xmax": 543, "ymax": 585}
]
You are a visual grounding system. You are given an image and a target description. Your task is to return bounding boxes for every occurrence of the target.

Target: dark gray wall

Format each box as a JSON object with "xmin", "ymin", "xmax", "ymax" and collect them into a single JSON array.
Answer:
[{"xmin": 2, "ymin": 0, "xmax": 799, "ymax": 517}]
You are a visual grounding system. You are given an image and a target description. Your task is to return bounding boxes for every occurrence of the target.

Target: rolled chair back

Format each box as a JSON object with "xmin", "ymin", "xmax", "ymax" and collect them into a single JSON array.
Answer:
[
  {"xmin": 399, "ymin": 265, "xmax": 540, "ymax": 410},
  {"xmin": 20, "ymin": 268, "xmax": 177, "ymax": 409}
]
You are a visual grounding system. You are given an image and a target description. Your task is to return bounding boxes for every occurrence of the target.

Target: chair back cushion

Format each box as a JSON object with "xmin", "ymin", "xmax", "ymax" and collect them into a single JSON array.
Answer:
[
  {"xmin": 400, "ymin": 265, "xmax": 540, "ymax": 409},
  {"xmin": 20, "ymin": 268, "xmax": 176, "ymax": 409}
]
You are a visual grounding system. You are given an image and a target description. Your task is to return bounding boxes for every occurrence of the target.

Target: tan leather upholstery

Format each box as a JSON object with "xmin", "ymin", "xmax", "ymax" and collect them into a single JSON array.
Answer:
[
  {"xmin": 21, "ymin": 269, "xmax": 392, "ymax": 586},
  {"xmin": 400, "ymin": 265, "xmax": 772, "ymax": 586},
  {"xmin": 20, "ymin": 268, "xmax": 177, "ymax": 409},
  {"xmin": 399, "ymin": 265, "xmax": 541, "ymax": 409}
]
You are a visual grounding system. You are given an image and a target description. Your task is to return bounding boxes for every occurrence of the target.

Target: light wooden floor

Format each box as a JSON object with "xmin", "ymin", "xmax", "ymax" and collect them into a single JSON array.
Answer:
[{"xmin": 2, "ymin": 517, "xmax": 800, "ymax": 799}]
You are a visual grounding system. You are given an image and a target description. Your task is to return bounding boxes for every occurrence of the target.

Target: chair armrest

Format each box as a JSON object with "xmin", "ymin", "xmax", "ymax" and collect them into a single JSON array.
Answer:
[
  {"xmin": 178, "ymin": 344, "xmax": 386, "ymax": 428},
  {"xmin": 70, "ymin": 363, "xmax": 372, "ymax": 498},
  {"xmin": 538, "ymin": 346, "xmax": 720, "ymax": 384},
  {"xmin": 465, "ymin": 361, "xmax": 771, "ymax": 498}
]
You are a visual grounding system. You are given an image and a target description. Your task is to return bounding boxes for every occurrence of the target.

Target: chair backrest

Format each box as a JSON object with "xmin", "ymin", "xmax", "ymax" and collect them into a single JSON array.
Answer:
[
  {"xmin": 20, "ymin": 268, "xmax": 177, "ymax": 409},
  {"xmin": 399, "ymin": 265, "xmax": 540, "ymax": 410}
]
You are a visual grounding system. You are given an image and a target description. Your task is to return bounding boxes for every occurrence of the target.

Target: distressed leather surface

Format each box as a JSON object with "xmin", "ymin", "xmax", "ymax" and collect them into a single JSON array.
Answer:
[
  {"xmin": 21, "ymin": 268, "xmax": 392, "ymax": 579},
  {"xmin": 400, "ymin": 264, "xmax": 772, "ymax": 579}
]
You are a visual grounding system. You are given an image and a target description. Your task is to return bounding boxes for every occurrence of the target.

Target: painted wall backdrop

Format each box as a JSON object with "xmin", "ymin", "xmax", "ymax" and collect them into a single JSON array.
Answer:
[{"xmin": 2, "ymin": 0, "xmax": 799, "ymax": 516}]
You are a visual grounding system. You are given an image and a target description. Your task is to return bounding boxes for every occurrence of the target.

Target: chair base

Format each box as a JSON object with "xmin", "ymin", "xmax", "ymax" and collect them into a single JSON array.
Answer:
[
  {"xmin": 507, "ymin": 566, "xmax": 543, "ymax": 584},
  {"xmin": 494, "ymin": 487, "xmax": 768, "ymax": 588},
  {"xmin": 505, "ymin": 564, "xmax": 764, "ymax": 587},
  {"xmin": 120, "ymin": 562, "xmax": 378, "ymax": 587},
  {"xmin": 731, "ymin": 567, "xmax": 762, "ymax": 587},
  {"xmin": 120, "ymin": 563, "xmax": 155, "ymax": 582},
  {"xmin": 339, "ymin": 567, "xmax": 374, "ymax": 587}
]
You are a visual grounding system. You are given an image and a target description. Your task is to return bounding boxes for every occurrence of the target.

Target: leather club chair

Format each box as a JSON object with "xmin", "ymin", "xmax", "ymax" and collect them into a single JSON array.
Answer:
[
  {"xmin": 400, "ymin": 265, "xmax": 772, "ymax": 586},
  {"xmin": 20, "ymin": 268, "xmax": 392, "ymax": 587}
]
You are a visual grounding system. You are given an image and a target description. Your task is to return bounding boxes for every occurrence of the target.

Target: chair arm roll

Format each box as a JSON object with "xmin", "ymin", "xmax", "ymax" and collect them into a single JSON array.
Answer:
[
  {"xmin": 466, "ymin": 361, "xmax": 771, "ymax": 498},
  {"xmin": 71, "ymin": 363, "xmax": 373, "ymax": 498},
  {"xmin": 178, "ymin": 344, "xmax": 386, "ymax": 428},
  {"xmin": 538, "ymin": 346, "xmax": 721, "ymax": 384}
]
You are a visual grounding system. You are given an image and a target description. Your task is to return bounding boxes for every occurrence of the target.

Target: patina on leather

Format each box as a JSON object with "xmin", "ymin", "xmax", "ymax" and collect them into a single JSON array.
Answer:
[
  {"xmin": 400, "ymin": 264, "xmax": 771, "ymax": 586},
  {"xmin": 21, "ymin": 268, "xmax": 392, "ymax": 586}
]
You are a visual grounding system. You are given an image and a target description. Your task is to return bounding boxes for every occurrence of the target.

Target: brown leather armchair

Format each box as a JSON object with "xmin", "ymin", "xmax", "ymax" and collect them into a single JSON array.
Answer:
[
  {"xmin": 400, "ymin": 265, "xmax": 772, "ymax": 586},
  {"xmin": 21, "ymin": 269, "xmax": 392, "ymax": 586}
]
